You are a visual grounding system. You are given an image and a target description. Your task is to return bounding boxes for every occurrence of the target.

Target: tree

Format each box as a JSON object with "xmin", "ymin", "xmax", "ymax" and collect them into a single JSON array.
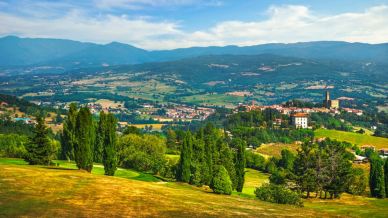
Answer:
[
  {"xmin": 385, "ymin": 158, "xmax": 388, "ymax": 196},
  {"xmin": 74, "ymin": 107, "xmax": 94, "ymax": 172},
  {"xmin": 369, "ymin": 154, "xmax": 386, "ymax": 198},
  {"xmin": 218, "ymin": 140, "xmax": 237, "ymax": 189},
  {"xmin": 61, "ymin": 103, "xmax": 77, "ymax": 161},
  {"xmin": 278, "ymin": 149, "xmax": 295, "ymax": 171},
  {"xmin": 94, "ymin": 112, "xmax": 106, "ymax": 163},
  {"xmin": 166, "ymin": 129, "xmax": 178, "ymax": 152},
  {"xmin": 101, "ymin": 112, "xmax": 118, "ymax": 176},
  {"xmin": 234, "ymin": 138, "xmax": 246, "ymax": 192},
  {"xmin": 347, "ymin": 168, "xmax": 367, "ymax": 195},
  {"xmin": 210, "ymin": 165, "xmax": 232, "ymax": 195},
  {"xmin": 177, "ymin": 131, "xmax": 192, "ymax": 182},
  {"xmin": 24, "ymin": 116, "xmax": 56, "ymax": 165}
]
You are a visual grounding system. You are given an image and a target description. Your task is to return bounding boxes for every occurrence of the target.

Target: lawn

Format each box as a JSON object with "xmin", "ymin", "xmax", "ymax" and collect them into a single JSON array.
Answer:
[{"xmin": 315, "ymin": 129, "xmax": 388, "ymax": 149}]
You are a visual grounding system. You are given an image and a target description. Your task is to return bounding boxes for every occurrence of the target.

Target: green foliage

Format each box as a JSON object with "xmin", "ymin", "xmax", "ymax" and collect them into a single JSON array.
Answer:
[
  {"xmin": 101, "ymin": 112, "xmax": 118, "ymax": 176},
  {"xmin": 278, "ymin": 149, "xmax": 295, "ymax": 171},
  {"xmin": 0, "ymin": 134, "xmax": 28, "ymax": 158},
  {"xmin": 210, "ymin": 165, "xmax": 232, "ymax": 195},
  {"xmin": 385, "ymin": 158, "xmax": 388, "ymax": 196},
  {"xmin": 269, "ymin": 169, "xmax": 287, "ymax": 185},
  {"xmin": 61, "ymin": 103, "xmax": 77, "ymax": 161},
  {"xmin": 234, "ymin": 138, "xmax": 246, "ymax": 192},
  {"xmin": 74, "ymin": 107, "xmax": 94, "ymax": 172},
  {"xmin": 218, "ymin": 140, "xmax": 237, "ymax": 189},
  {"xmin": 255, "ymin": 183, "xmax": 303, "ymax": 206},
  {"xmin": 245, "ymin": 151, "xmax": 266, "ymax": 171},
  {"xmin": 369, "ymin": 154, "xmax": 386, "ymax": 198},
  {"xmin": 24, "ymin": 116, "xmax": 57, "ymax": 165},
  {"xmin": 177, "ymin": 131, "xmax": 192, "ymax": 182},
  {"xmin": 118, "ymin": 134, "xmax": 166, "ymax": 174},
  {"xmin": 347, "ymin": 168, "xmax": 367, "ymax": 196}
]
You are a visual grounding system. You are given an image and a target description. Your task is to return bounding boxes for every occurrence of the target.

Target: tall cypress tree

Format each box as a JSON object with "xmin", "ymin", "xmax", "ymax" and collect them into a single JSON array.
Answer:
[
  {"xmin": 102, "ymin": 113, "xmax": 118, "ymax": 176},
  {"xmin": 61, "ymin": 103, "xmax": 78, "ymax": 161},
  {"xmin": 25, "ymin": 116, "xmax": 55, "ymax": 165},
  {"xmin": 385, "ymin": 158, "xmax": 388, "ymax": 197},
  {"xmin": 369, "ymin": 154, "xmax": 386, "ymax": 198},
  {"xmin": 74, "ymin": 107, "xmax": 94, "ymax": 172},
  {"xmin": 177, "ymin": 131, "xmax": 192, "ymax": 182},
  {"xmin": 94, "ymin": 111, "xmax": 106, "ymax": 163},
  {"xmin": 234, "ymin": 138, "xmax": 246, "ymax": 192},
  {"xmin": 218, "ymin": 140, "xmax": 237, "ymax": 190}
]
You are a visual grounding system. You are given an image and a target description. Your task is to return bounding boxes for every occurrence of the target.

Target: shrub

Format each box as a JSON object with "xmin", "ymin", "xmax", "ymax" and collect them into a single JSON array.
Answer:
[
  {"xmin": 255, "ymin": 183, "xmax": 303, "ymax": 206},
  {"xmin": 210, "ymin": 165, "xmax": 232, "ymax": 195}
]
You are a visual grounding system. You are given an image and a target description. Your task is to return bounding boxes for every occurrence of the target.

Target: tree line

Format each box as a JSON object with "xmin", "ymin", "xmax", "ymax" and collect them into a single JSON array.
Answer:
[{"xmin": 176, "ymin": 123, "xmax": 245, "ymax": 195}]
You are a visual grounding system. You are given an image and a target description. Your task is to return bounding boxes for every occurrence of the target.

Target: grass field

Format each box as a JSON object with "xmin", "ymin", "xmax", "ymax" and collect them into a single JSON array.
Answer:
[
  {"xmin": 0, "ymin": 158, "xmax": 333, "ymax": 217},
  {"xmin": 315, "ymin": 129, "xmax": 388, "ymax": 149},
  {"xmin": 1, "ymin": 158, "xmax": 388, "ymax": 217},
  {"xmin": 130, "ymin": 124, "xmax": 165, "ymax": 131},
  {"xmin": 255, "ymin": 143, "xmax": 300, "ymax": 158}
]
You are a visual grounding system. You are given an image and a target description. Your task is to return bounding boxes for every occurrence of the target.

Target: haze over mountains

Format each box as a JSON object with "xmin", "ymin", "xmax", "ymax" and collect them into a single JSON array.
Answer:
[{"xmin": 1, "ymin": 36, "xmax": 388, "ymax": 68}]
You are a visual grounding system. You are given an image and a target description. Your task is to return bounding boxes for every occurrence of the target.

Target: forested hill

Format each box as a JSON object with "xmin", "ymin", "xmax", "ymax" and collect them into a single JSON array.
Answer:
[{"xmin": 1, "ymin": 36, "xmax": 388, "ymax": 68}]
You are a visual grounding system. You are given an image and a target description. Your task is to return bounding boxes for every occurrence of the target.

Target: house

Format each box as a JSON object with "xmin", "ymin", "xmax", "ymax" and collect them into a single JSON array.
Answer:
[
  {"xmin": 379, "ymin": 148, "xmax": 388, "ymax": 156},
  {"xmin": 353, "ymin": 155, "xmax": 368, "ymax": 164},
  {"xmin": 323, "ymin": 91, "xmax": 340, "ymax": 109},
  {"xmin": 290, "ymin": 113, "xmax": 308, "ymax": 129},
  {"xmin": 360, "ymin": 145, "xmax": 375, "ymax": 151}
]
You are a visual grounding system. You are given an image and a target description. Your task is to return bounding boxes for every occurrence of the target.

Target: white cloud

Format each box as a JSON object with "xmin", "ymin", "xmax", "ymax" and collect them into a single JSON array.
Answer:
[
  {"xmin": 94, "ymin": 0, "xmax": 221, "ymax": 10},
  {"xmin": 0, "ymin": 4, "xmax": 388, "ymax": 50}
]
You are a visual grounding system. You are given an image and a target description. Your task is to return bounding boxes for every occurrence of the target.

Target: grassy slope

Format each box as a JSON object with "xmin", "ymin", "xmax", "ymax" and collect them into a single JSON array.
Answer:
[
  {"xmin": 315, "ymin": 129, "xmax": 388, "ymax": 149},
  {"xmin": 1, "ymin": 158, "xmax": 388, "ymax": 217},
  {"xmin": 0, "ymin": 159, "xmax": 327, "ymax": 218}
]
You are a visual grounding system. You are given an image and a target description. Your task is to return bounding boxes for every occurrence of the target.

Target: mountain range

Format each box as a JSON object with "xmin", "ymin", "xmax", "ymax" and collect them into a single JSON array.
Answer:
[{"xmin": 1, "ymin": 36, "xmax": 388, "ymax": 68}]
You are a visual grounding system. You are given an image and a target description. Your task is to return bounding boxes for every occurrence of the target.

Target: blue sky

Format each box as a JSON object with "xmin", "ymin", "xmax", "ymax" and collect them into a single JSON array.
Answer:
[{"xmin": 1, "ymin": 0, "xmax": 388, "ymax": 49}]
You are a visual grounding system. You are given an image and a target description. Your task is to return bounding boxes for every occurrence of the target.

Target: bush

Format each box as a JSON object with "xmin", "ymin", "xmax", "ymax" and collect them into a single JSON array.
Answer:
[
  {"xmin": 0, "ymin": 134, "xmax": 28, "ymax": 158},
  {"xmin": 255, "ymin": 183, "xmax": 303, "ymax": 206},
  {"xmin": 118, "ymin": 134, "xmax": 166, "ymax": 174},
  {"xmin": 210, "ymin": 165, "xmax": 233, "ymax": 195},
  {"xmin": 245, "ymin": 151, "xmax": 266, "ymax": 171}
]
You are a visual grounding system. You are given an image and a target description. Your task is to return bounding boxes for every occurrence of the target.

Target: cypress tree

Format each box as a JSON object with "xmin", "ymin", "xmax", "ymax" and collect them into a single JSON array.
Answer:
[
  {"xmin": 385, "ymin": 158, "xmax": 388, "ymax": 197},
  {"xmin": 94, "ymin": 111, "xmax": 106, "ymax": 163},
  {"xmin": 61, "ymin": 103, "xmax": 78, "ymax": 161},
  {"xmin": 234, "ymin": 138, "xmax": 246, "ymax": 192},
  {"xmin": 102, "ymin": 113, "xmax": 118, "ymax": 176},
  {"xmin": 74, "ymin": 107, "xmax": 94, "ymax": 172},
  {"xmin": 177, "ymin": 131, "xmax": 192, "ymax": 182},
  {"xmin": 218, "ymin": 140, "xmax": 237, "ymax": 190},
  {"xmin": 369, "ymin": 154, "xmax": 386, "ymax": 198},
  {"xmin": 25, "ymin": 115, "xmax": 55, "ymax": 165}
]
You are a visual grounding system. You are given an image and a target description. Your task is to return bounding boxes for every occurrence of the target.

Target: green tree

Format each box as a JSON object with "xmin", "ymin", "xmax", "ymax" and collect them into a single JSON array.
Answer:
[
  {"xmin": 24, "ymin": 116, "xmax": 56, "ymax": 165},
  {"xmin": 210, "ymin": 165, "xmax": 232, "ymax": 195},
  {"xmin": 218, "ymin": 140, "xmax": 237, "ymax": 189},
  {"xmin": 177, "ymin": 131, "xmax": 192, "ymax": 182},
  {"xmin": 61, "ymin": 103, "xmax": 78, "ymax": 161},
  {"xmin": 369, "ymin": 154, "xmax": 385, "ymax": 198},
  {"xmin": 74, "ymin": 107, "xmax": 94, "ymax": 172},
  {"xmin": 102, "ymin": 113, "xmax": 118, "ymax": 176},
  {"xmin": 278, "ymin": 149, "xmax": 295, "ymax": 171},
  {"xmin": 234, "ymin": 138, "xmax": 246, "ymax": 192},
  {"xmin": 385, "ymin": 158, "xmax": 388, "ymax": 196},
  {"xmin": 94, "ymin": 111, "xmax": 106, "ymax": 163}
]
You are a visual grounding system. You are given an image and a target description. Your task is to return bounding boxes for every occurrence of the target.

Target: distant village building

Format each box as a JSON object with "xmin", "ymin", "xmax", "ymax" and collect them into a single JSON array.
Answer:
[
  {"xmin": 360, "ymin": 145, "xmax": 375, "ymax": 151},
  {"xmin": 291, "ymin": 113, "xmax": 308, "ymax": 129},
  {"xmin": 323, "ymin": 90, "xmax": 339, "ymax": 109},
  {"xmin": 379, "ymin": 148, "xmax": 388, "ymax": 156}
]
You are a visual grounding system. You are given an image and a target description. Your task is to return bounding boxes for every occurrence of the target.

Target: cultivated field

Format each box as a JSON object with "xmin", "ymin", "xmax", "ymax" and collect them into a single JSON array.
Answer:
[{"xmin": 315, "ymin": 129, "xmax": 388, "ymax": 149}]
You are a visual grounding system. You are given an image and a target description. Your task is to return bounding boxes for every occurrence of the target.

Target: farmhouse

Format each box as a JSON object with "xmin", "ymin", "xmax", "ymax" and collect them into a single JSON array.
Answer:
[
  {"xmin": 360, "ymin": 145, "xmax": 375, "ymax": 151},
  {"xmin": 291, "ymin": 113, "xmax": 308, "ymax": 129},
  {"xmin": 379, "ymin": 148, "xmax": 388, "ymax": 156}
]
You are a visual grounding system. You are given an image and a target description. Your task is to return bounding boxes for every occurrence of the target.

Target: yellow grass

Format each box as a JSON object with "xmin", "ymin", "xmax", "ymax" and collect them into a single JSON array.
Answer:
[
  {"xmin": 95, "ymin": 99, "xmax": 123, "ymax": 109},
  {"xmin": 255, "ymin": 143, "xmax": 300, "ymax": 158},
  {"xmin": 130, "ymin": 124, "xmax": 165, "ymax": 131},
  {"xmin": 0, "ymin": 163, "xmax": 333, "ymax": 217},
  {"xmin": 315, "ymin": 129, "xmax": 388, "ymax": 149}
]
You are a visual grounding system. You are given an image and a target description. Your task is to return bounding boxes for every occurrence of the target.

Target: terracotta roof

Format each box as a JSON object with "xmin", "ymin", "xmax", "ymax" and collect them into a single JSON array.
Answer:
[{"xmin": 291, "ymin": 112, "xmax": 308, "ymax": 117}]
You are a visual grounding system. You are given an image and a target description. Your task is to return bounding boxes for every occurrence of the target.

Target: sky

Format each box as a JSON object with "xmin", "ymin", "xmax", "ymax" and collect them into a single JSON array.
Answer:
[{"xmin": 1, "ymin": 0, "xmax": 388, "ymax": 50}]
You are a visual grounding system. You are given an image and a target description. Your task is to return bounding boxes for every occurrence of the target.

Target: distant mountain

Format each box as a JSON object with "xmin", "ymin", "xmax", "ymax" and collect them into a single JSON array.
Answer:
[{"xmin": 1, "ymin": 36, "xmax": 388, "ymax": 68}]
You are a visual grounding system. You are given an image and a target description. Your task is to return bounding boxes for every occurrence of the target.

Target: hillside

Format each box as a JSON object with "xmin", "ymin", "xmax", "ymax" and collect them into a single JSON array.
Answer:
[
  {"xmin": 1, "ymin": 36, "xmax": 388, "ymax": 68},
  {"xmin": 0, "ymin": 159, "xmax": 327, "ymax": 217},
  {"xmin": 315, "ymin": 129, "xmax": 388, "ymax": 149},
  {"xmin": 1, "ymin": 159, "xmax": 388, "ymax": 217}
]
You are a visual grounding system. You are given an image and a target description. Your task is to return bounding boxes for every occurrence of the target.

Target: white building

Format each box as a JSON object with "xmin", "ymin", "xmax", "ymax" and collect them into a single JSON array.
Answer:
[{"xmin": 291, "ymin": 113, "xmax": 308, "ymax": 129}]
